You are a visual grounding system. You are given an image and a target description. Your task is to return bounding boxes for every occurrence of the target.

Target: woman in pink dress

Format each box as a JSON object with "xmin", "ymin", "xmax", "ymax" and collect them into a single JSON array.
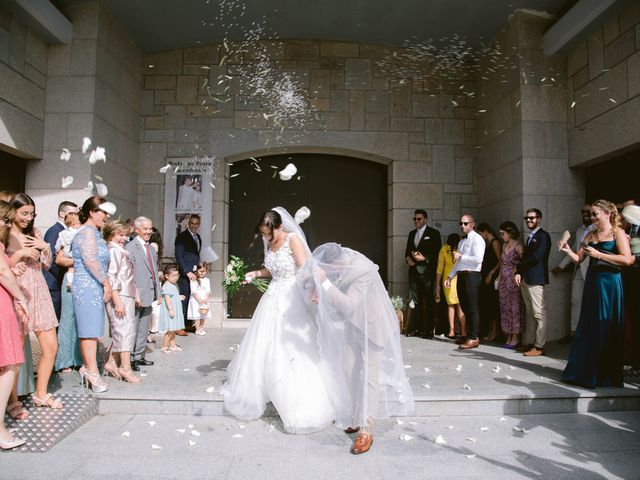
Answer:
[
  {"xmin": 7, "ymin": 194, "xmax": 62, "ymax": 410},
  {"xmin": 0, "ymin": 200, "xmax": 29, "ymax": 449}
]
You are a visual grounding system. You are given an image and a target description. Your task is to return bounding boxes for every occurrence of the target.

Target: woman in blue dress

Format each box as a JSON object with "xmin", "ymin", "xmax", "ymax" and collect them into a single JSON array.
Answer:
[
  {"xmin": 71, "ymin": 196, "xmax": 115, "ymax": 393},
  {"xmin": 559, "ymin": 199, "xmax": 634, "ymax": 388}
]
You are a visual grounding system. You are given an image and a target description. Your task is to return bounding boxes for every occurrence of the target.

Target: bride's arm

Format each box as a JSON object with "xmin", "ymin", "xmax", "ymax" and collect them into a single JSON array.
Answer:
[{"xmin": 289, "ymin": 234, "xmax": 308, "ymax": 268}]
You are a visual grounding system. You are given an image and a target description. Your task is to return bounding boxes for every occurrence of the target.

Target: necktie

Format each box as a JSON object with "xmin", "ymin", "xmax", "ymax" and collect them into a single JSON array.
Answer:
[
  {"xmin": 144, "ymin": 243, "xmax": 158, "ymax": 295},
  {"xmin": 527, "ymin": 233, "xmax": 533, "ymax": 246},
  {"xmin": 192, "ymin": 232, "xmax": 200, "ymax": 251}
]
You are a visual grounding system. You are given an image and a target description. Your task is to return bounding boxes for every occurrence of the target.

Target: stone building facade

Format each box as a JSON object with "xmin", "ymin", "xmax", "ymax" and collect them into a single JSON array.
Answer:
[{"xmin": 1, "ymin": 1, "xmax": 639, "ymax": 335}]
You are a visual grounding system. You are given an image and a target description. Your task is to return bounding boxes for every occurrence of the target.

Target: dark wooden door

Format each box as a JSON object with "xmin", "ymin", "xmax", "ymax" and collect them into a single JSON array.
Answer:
[{"xmin": 228, "ymin": 153, "xmax": 387, "ymax": 318}]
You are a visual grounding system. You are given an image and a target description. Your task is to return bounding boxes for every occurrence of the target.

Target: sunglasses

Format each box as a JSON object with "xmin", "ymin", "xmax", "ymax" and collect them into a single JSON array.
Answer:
[
  {"xmin": 524, "ymin": 216, "xmax": 538, "ymax": 221},
  {"xmin": 413, "ymin": 217, "xmax": 425, "ymax": 221},
  {"xmin": 590, "ymin": 211, "xmax": 600, "ymax": 217},
  {"xmin": 459, "ymin": 221, "xmax": 471, "ymax": 226}
]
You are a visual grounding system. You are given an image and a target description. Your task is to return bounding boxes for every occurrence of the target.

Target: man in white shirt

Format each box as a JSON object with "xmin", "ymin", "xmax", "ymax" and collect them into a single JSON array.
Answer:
[
  {"xmin": 446, "ymin": 214, "xmax": 485, "ymax": 350},
  {"xmin": 552, "ymin": 204, "xmax": 593, "ymax": 343}
]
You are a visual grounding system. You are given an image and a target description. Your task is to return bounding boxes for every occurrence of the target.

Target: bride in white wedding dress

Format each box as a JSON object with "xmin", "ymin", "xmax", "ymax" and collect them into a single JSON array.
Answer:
[{"xmin": 221, "ymin": 207, "xmax": 334, "ymax": 434}]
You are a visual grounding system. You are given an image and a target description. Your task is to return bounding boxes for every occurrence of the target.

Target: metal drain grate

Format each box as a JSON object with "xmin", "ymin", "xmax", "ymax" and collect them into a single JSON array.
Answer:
[{"xmin": 3, "ymin": 393, "xmax": 98, "ymax": 453}]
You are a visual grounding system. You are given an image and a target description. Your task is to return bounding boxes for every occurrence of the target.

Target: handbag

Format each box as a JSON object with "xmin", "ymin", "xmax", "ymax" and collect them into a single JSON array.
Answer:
[{"xmin": 589, "ymin": 247, "xmax": 622, "ymax": 273}]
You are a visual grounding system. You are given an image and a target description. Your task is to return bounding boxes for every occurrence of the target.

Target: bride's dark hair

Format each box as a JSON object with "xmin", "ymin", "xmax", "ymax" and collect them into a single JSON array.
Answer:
[{"xmin": 249, "ymin": 209, "xmax": 282, "ymax": 249}]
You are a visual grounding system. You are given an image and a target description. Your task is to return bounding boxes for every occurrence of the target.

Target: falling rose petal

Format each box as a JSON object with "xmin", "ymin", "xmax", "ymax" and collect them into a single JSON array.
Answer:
[
  {"xmin": 188, "ymin": 440, "xmax": 196, "ymax": 446},
  {"xmin": 151, "ymin": 444, "xmax": 162, "ymax": 450},
  {"xmin": 60, "ymin": 148, "xmax": 71, "ymax": 161},
  {"xmin": 409, "ymin": 300, "xmax": 415, "ymax": 309},
  {"xmin": 84, "ymin": 181, "xmax": 94, "ymax": 193},
  {"xmin": 434, "ymin": 435, "xmax": 447, "ymax": 445},
  {"xmin": 121, "ymin": 431, "xmax": 130, "ymax": 438},
  {"xmin": 209, "ymin": 182, "xmax": 215, "ymax": 189},
  {"xmin": 232, "ymin": 434, "xmax": 243, "ymax": 438},
  {"xmin": 278, "ymin": 163, "xmax": 297, "ymax": 181},
  {"xmin": 191, "ymin": 430, "xmax": 200, "ymax": 437},
  {"xmin": 95, "ymin": 183, "xmax": 108, "ymax": 196},
  {"xmin": 82, "ymin": 137, "xmax": 92, "ymax": 154},
  {"xmin": 293, "ymin": 206, "xmax": 311, "ymax": 224},
  {"xmin": 159, "ymin": 164, "xmax": 171, "ymax": 173},
  {"xmin": 61, "ymin": 176, "xmax": 73, "ymax": 188},
  {"xmin": 480, "ymin": 427, "xmax": 489, "ymax": 432},
  {"xmin": 175, "ymin": 429, "xmax": 185, "ymax": 434},
  {"xmin": 570, "ymin": 101, "xmax": 576, "ymax": 109},
  {"xmin": 399, "ymin": 433, "xmax": 413, "ymax": 441},
  {"xmin": 146, "ymin": 421, "xmax": 156, "ymax": 427},
  {"xmin": 230, "ymin": 173, "xmax": 240, "ymax": 178},
  {"xmin": 206, "ymin": 386, "xmax": 216, "ymax": 393},
  {"xmin": 609, "ymin": 98, "xmax": 617, "ymax": 103}
]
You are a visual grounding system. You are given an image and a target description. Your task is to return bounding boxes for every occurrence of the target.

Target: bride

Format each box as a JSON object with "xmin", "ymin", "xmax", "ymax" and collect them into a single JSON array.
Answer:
[{"xmin": 221, "ymin": 207, "xmax": 334, "ymax": 433}]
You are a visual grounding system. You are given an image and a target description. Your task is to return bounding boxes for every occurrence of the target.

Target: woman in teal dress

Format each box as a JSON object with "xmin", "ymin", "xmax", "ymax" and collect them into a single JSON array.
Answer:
[{"xmin": 559, "ymin": 200, "xmax": 634, "ymax": 388}]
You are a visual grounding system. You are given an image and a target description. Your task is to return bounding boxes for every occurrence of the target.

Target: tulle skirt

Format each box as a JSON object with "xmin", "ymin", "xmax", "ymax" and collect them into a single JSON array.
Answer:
[{"xmin": 222, "ymin": 277, "xmax": 334, "ymax": 434}]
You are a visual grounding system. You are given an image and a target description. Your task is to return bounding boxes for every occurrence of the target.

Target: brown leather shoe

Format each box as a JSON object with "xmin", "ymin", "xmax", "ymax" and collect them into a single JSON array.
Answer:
[
  {"xmin": 523, "ymin": 347, "xmax": 544, "ymax": 356},
  {"xmin": 344, "ymin": 426, "xmax": 360, "ymax": 434},
  {"xmin": 455, "ymin": 336, "xmax": 468, "ymax": 345},
  {"xmin": 516, "ymin": 343, "xmax": 532, "ymax": 353},
  {"xmin": 350, "ymin": 433, "xmax": 373, "ymax": 455},
  {"xmin": 175, "ymin": 329, "xmax": 188, "ymax": 336},
  {"xmin": 458, "ymin": 338, "xmax": 480, "ymax": 350}
]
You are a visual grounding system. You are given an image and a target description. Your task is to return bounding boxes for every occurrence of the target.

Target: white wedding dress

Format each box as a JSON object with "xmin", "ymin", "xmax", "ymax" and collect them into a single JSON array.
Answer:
[{"xmin": 222, "ymin": 233, "xmax": 335, "ymax": 434}]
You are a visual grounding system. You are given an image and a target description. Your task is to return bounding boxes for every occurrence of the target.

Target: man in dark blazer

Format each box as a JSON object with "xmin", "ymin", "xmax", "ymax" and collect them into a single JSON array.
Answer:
[
  {"xmin": 43, "ymin": 201, "xmax": 77, "ymax": 318},
  {"xmin": 515, "ymin": 208, "xmax": 552, "ymax": 357},
  {"xmin": 404, "ymin": 209, "xmax": 442, "ymax": 338},
  {"xmin": 175, "ymin": 214, "xmax": 202, "ymax": 334}
]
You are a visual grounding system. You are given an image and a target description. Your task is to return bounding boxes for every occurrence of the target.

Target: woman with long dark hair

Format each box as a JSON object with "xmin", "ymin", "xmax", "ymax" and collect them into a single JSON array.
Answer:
[
  {"xmin": 71, "ymin": 196, "xmax": 114, "ymax": 393},
  {"xmin": 497, "ymin": 221, "xmax": 525, "ymax": 349},
  {"xmin": 7, "ymin": 193, "xmax": 61, "ymax": 409}
]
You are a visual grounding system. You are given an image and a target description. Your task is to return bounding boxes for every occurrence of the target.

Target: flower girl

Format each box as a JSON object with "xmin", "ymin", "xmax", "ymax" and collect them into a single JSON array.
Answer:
[
  {"xmin": 188, "ymin": 262, "xmax": 211, "ymax": 335},
  {"xmin": 158, "ymin": 264, "xmax": 185, "ymax": 353}
]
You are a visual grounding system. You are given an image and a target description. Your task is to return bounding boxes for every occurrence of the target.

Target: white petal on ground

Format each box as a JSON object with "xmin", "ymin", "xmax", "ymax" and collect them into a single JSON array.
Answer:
[
  {"xmin": 397, "ymin": 419, "xmax": 405, "ymax": 425},
  {"xmin": 455, "ymin": 365, "xmax": 462, "ymax": 372},
  {"xmin": 424, "ymin": 367, "xmax": 430, "ymax": 372},
  {"xmin": 232, "ymin": 434, "xmax": 243, "ymax": 438},
  {"xmin": 175, "ymin": 429, "xmax": 185, "ymax": 434},
  {"xmin": 191, "ymin": 430, "xmax": 200, "ymax": 437},
  {"xmin": 188, "ymin": 424, "xmax": 194, "ymax": 429},
  {"xmin": 151, "ymin": 444, "xmax": 162, "ymax": 450},
  {"xmin": 445, "ymin": 425, "xmax": 454, "ymax": 429},
  {"xmin": 82, "ymin": 137, "xmax": 91, "ymax": 154},
  {"xmin": 121, "ymin": 431, "xmax": 130, "ymax": 438},
  {"xmin": 509, "ymin": 366, "xmax": 516, "ymax": 370},
  {"xmin": 480, "ymin": 427, "xmax": 489, "ymax": 432},
  {"xmin": 408, "ymin": 421, "xmax": 418, "ymax": 425},
  {"xmin": 434, "ymin": 435, "xmax": 447, "ymax": 445},
  {"xmin": 61, "ymin": 176, "xmax": 73, "ymax": 188},
  {"xmin": 238, "ymin": 424, "xmax": 245, "ymax": 429},
  {"xmin": 159, "ymin": 164, "xmax": 171, "ymax": 173},
  {"xmin": 183, "ymin": 368, "xmax": 191, "ymax": 371},
  {"xmin": 492, "ymin": 365, "xmax": 501, "ymax": 373},
  {"xmin": 513, "ymin": 426, "xmax": 529, "ymax": 433},
  {"xmin": 60, "ymin": 148, "xmax": 71, "ymax": 161},
  {"xmin": 268, "ymin": 424, "xmax": 275, "ymax": 432},
  {"xmin": 478, "ymin": 363, "xmax": 483, "ymax": 368},
  {"xmin": 95, "ymin": 183, "xmax": 108, "ymax": 196},
  {"xmin": 205, "ymin": 386, "xmax": 216, "ymax": 393},
  {"xmin": 140, "ymin": 373, "xmax": 147, "ymax": 377},
  {"xmin": 404, "ymin": 365, "xmax": 412, "ymax": 369},
  {"xmin": 421, "ymin": 383, "xmax": 430, "ymax": 389},
  {"xmin": 466, "ymin": 454, "xmax": 477, "ymax": 459},
  {"xmin": 500, "ymin": 417, "xmax": 507, "ymax": 422},
  {"xmin": 294, "ymin": 206, "xmax": 311, "ymax": 224},
  {"xmin": 463, "ymin": 384, "xmax": 471, "ymax": 390},
  {"xmin": 506, "ymin": 375, "xmax": 512, "ymax": 380},
  {"xmin": 400, "ymin": 433, "xmax": 414, "ymax": 441},
  {"xmin": 466, "ymin": 437, "xmax": 477, "ymax": 442},
  {"xmin": 146, "ymin": 421, "xmax": 156, "ymax": 426},
  {"xmin": 188, "ymin": 440, "xmax": 196, "ymax": 446}
]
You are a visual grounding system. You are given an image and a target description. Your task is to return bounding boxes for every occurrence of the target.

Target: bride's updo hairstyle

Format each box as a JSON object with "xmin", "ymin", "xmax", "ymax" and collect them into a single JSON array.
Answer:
[{"xmin": 254, "ymin": 209, "xmax": 282, "ymax": 242}]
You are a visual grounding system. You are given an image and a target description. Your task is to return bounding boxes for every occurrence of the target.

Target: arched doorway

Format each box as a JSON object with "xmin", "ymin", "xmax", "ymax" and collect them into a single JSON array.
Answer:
[{"xmin": 228, "ymin": 153, "xmax": 388, "ymax": 317}]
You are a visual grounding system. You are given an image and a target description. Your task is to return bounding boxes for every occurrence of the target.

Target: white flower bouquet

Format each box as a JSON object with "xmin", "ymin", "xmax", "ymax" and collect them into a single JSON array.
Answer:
[{"xmin": 222, "ymin": 256, "xmax": 269, "ymax": 297}]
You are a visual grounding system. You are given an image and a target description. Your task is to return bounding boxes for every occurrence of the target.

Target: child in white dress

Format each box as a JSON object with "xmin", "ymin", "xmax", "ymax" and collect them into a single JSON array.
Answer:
[
  {"xmin": 55, "ymin": 212, "xmax": 81, "ymax": 290},
  {"xmin": 187, "ymin": 262, "xmax": 211, "ymax": 335}
]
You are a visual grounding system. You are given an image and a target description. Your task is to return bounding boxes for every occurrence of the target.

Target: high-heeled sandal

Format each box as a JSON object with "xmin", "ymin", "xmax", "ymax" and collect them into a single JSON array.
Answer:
[
  {"xmin": 103, "ymin": 361, "xmax": 121, "ymax": 380},
  {"xmin": 80, "ymin": 369, "xmax": 108, "ymax": 393},
  {"xmin": 0, "ymin": 436, "xmax": 26, "ymax": 450},
  {"xmin": 118, "ymin": 367, "xmax": 141, "ymax": 384},
  {"xmin": 32, "ymin": 393, "xmax": 64, "ymax": 409},
  {"xmin": 7, "ymin": 401, "xmax": 28, "ymax": 420}
]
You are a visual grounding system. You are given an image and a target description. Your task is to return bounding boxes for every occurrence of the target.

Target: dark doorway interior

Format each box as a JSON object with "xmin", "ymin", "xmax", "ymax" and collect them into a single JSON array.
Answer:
[
  {"xmin": 0, "ymin": 150, "xmax": 27, "ymax": 194},
  {"xmin": 585, "ymin": 148, "xmax": 639, "ymax": 204},
  {"xmin": 228, "ymin": 153, "xmax": 388, "ymax": 318}
]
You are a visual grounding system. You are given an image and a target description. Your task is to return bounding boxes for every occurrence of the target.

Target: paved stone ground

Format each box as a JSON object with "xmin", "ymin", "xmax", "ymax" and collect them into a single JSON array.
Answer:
[{"xmin": 3, "ymin": 329, "xmax": 640, "ymax": 479}]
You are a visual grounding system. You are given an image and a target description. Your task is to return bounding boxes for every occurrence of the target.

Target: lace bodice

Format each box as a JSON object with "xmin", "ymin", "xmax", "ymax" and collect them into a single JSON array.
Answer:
[
  {"xmin": 264, "ymin": 233, "xmax": 297, "ymax": 281},
  {"xmin": 71, "ymin": 225, "xmax": 109, "ymax": 283}
]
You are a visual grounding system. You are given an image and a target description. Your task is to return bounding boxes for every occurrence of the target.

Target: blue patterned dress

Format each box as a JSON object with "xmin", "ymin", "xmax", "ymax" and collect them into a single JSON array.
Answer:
[
  {"xmin": 71, "ymin": 225, "xmax": 110, "ymax": 338},
  {"xmin": 158, "ymin": 282, "xmax": 185, "ymax": 332}
]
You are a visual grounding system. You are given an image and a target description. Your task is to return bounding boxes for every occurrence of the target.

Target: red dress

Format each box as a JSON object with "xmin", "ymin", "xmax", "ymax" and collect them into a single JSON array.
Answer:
[{"xmin": 0, "ymin": 248, "xmax": 25, "ymax": 367}]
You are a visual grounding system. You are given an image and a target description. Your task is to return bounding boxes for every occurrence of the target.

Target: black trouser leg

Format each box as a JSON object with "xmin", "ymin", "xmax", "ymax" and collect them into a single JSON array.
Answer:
[{"xmin": 458, "ymin": 272, "xmax": 482, "ymax": 340}]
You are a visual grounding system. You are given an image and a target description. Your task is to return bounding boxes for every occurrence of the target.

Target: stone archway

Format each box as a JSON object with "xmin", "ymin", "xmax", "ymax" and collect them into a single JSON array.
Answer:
[{"xmin": 226, "ymin": 152, "xmax": 388, "ymax": 318}]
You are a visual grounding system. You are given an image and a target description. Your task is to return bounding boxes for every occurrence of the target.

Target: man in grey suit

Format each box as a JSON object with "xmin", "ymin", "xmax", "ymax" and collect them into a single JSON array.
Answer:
[{"xmin": 125, "ymin": 216, "xmax": 161, "ymax": 370}]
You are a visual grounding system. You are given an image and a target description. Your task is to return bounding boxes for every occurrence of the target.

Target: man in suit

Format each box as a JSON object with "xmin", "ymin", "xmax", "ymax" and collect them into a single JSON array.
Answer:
[
  {"xmin": 404, "ymin": 209, "xmax": 441, "ymax": 338},
  {"xmin": 43, "ymin": 201, "xmax": 78, "ymax": 318},
  {"xmin": 126, "ymin": 216, "xmax": 161, "ymax": 369},
  {"xmin": 175, "ymin": 214, "xmax": 202, "ymax": 335},
  {"xmin": 552, "ymin": 204, "xmax": 593, "ymax": 343},
  {"xmin": 515, "ymin": 208, "xmax": 552, "ymax": 357}
]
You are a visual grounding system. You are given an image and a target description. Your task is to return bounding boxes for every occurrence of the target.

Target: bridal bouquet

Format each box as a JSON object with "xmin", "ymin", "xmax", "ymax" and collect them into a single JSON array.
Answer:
[{"xmin": 222, "ymin": 256, "xmax": 269, "ymax": 297}]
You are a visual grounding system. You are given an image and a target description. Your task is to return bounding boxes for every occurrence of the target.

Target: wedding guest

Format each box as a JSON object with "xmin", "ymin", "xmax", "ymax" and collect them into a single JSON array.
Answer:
[
  {"xmin": 0, "ymin": 201, "xmax": 29, "ymax": 450},
  {"xmin": 43, "ymin": 201, "xmax": 78, "ymax": 318},
  {"xmin": 158, "ymin": 264, "xmax": 185, "ymax": 352},
  {"xmin": 53, "ymin": 211, "xmax": 83, "ymax": 373},
  {"xmin": 187, "ymin": 262, "xmax": 211, "ymax": 335},
  {"xmin": 175, "ymin": 214, "xmax": 202, "ymax": 335},
  {"xmin": 476, "ymin": 223, "xmax": 502, "ymax": 342},
  {"xmin": 148, "ymin": 227, "xmax": 163, "ymax": 340},
  {"xmin": 560, "ymin": 200, "xmax": 633, "ymax": 388},
  {"xmin": 446, "ymin": 214, "xmax": 485, "ymax": 350},
  {"xmin": 515, "ymin": 209, "xmax": 551, "ymax": 357},
  {"xmin": 552, "ymin": 204, "xmax": 593, "ymax": 343},
  {"xmin": 125, "ymin": 216, "xmax": 161, "ymax": 370},
  {"xmin": 621, "ymin": 203, "xmax": 640, "ymax": 367},
  {"xmin": 103, "ymin": 221, "xmax": 140, "ymax": 384},
  {"xmin": 8, "ymin": 194, "xmax": 62, "ymax": 409},
  {"xmin": 404, "ymin": 209, "xmax": 441, "ymax": 338},
  {"xmin": 435, "ymin": 233, "xmax": 466, "ymax": 339},
  {"xmin": 497, "ymin": 221, "xmax": 525, "ymax": 349},
  {"xmin": 72, "ymin": 196, "xmax": 114, "ymax": 393}
]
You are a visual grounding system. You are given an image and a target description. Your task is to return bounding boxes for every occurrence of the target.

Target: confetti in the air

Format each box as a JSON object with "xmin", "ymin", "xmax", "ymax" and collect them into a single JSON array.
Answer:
[
  {"xmin": 278, "ymin": 163, "xmax": 297, "ymax": 181},
  {"xmin": 82, "ymin": 137, "xmax": 91, "ymax": 154},
  {"xmin": 294, "ymin": 206, "xmax": 311, "ymax": 224},
  {"xmin": 60, "ymin": 148, "xmax": 71, "ymax": 161},
  {"xmin": 61, "ymin": 176, "xmax": 73, "ymax": 188},
  {"xmin": 159, "ymin": 164, "xmax": 171, "ymax": 173},
  {"xmin": 95, "ymin": 183, "xmax": 108, "ymax": 196}
]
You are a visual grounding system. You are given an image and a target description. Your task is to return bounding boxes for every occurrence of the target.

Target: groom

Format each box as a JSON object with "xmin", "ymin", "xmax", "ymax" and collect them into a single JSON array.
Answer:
[{"xmin": 306, "ymin": 243, "xmax": 414, "ymax": 455}]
